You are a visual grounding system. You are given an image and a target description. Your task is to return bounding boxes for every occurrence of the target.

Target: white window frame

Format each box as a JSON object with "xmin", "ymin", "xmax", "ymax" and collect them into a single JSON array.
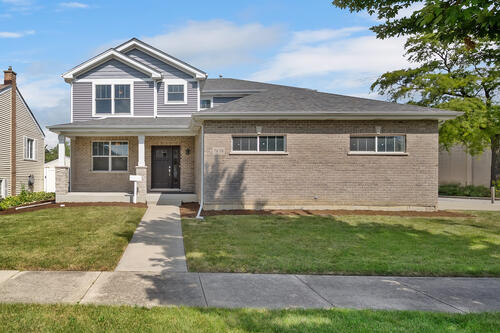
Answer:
[
  {"xmin": 91, "ymin": 140, "xmax": 129, "ymax": 173},
  {"xmin": 24, "ymin": 136, "xmax": 36, "ymax": 161},
  {"xmin": 164, "ymin": 79, "xmax": 187, "ymax": 105},
  {"xmin": 230, "ymin": 135, "xmax": 287, "ymax": 155},
  {"xmin": 0, "ymin": 179, "xmax": 7, "ymax": 198},
  {"xmin": 200, "ymin": 96, "xmax": 213, "ymax": 110},
  {"xmin": 349, "ymin": 134, "xmax": 407, "ymax": 155},
  {"xmin": 91, "ymin": 80, "xmax": 135, "ymax": 117}
]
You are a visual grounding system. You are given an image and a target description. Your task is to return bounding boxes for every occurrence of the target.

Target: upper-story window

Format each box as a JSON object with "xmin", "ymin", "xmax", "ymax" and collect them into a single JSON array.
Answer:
[
  {"xmin": 200, "ymin": 99, "xmax": 212, "ymax": 109},
  {"xmin": 164, "ymin": 79, "xmax": 187, "ymax": 104},
  {"xmin": 24, "ymin": 137, "xmax": 36, "ymax": 160},
  {"xmin": 94, "ymin": 83, "xmax": 132, "ymax": 115}
]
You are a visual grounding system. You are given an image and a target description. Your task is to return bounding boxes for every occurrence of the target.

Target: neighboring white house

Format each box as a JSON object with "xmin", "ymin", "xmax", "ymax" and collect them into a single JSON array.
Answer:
[{"xmin": 44, "ymin": 156, "xmax": 70, "ymax": 192}]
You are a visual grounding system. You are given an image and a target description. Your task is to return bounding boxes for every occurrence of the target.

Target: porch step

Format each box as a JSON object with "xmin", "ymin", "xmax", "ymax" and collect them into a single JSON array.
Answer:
[{"xmin": 147, "ymin": 193, "xmax": 197, "ymax": 206}]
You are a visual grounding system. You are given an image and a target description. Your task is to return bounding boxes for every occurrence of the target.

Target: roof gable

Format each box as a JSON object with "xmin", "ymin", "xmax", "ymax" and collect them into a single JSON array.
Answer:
[
  {"xmin": 62, "ymin": 49, "xmax": 161, "ymax": 82},
  {"xmin": 115, "ymin": 38, "xmax": 207, "ymax": 79}
]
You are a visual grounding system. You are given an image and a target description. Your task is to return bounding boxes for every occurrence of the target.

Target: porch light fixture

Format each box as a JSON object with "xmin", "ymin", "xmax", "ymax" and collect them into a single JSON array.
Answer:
[
  {"xmin": 185, "ymin": 148, "xmax": 191, "ymax": 155},
  {"xmin": 256, "ymin": 126, "xmax": 262, "ymax": 134}
]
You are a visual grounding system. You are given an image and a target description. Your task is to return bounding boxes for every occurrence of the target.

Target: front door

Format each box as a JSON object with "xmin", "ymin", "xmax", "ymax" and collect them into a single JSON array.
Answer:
[{"xmin": 151, "ymin": 146, "xmax": 180, "ymax": 189}]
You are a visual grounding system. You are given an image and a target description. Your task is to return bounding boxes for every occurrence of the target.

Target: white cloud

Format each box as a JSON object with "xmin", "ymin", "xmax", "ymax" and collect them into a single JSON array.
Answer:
[
  {"xmin": 249, "ymin": 27, "xmax": 409, "ymax": 85},
  {"xmin": 0, "ymin": 30, "xmax": 35, "ymax": 38},
  {"xmin": 17, "ymin": 74, "xmax": 69, "ymax": 147},
  {"xmin": 141, "ymin": 20, "xmax": 283, "ymax": 70},
  {"xmin": 59, "ymin": 2, "xmax": 88, "ymax": 8}
]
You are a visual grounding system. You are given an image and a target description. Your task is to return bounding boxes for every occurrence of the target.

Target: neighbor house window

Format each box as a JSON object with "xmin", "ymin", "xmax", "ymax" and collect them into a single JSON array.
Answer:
[
  {"xmin": 94, "ymin": 83, "xmax": 131, "ymax": 115},
  {"xmin": 232, "ymin": 136, "xmax": 286, "ymax": 152},
  {"xmin": 200, "ymin": 99, "xmax": 212, "ymax": 109},
  {"xmin": 350, "ymin": 135, "xmax": 406, "ymax": 153},
  {"xmin": 92, "ymin": 141, "xmax": 128, "ymax": 171},
  {"xmin": 164, "ymin": 80, "xmax": 187, "ymax": 104},
  {"xmin": 24, "ymin": 137, "xmax": 36, "ymax": 160}
]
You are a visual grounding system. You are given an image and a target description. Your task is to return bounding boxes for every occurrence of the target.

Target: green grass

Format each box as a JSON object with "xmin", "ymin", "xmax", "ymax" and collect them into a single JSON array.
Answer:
[
  {"xmin": 0, "ymin": 206, "xmax": 146, "ymax": 271},
  {"xmin": 182, "ymin": 211, "xmax": 500, "ymax": 276},
  {"xmin": 0, "ymin": 304, "xmax": 498, "ymax": 333}
]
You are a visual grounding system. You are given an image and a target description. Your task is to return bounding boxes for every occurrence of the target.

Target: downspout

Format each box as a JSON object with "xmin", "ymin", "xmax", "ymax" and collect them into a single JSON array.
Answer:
[{"xmin": 196, "ymin": 123, "xmax": 204, "ymax": 219}]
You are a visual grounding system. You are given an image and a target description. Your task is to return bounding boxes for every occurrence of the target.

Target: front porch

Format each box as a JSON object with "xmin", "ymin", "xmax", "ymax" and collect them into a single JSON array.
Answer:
[
  {"xmin": 52, "ymin": 122, "xmax": 201, "ymax": 204},
  {"xmin": 56, "ymin": 192, "xmax": 198, "ymax": 205}
]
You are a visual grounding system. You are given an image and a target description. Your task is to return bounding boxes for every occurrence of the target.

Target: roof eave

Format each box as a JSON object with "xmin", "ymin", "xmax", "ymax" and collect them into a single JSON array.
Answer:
[{"xmin": 193, "ymin": 111, "xmax": 462, "ymax": 121}]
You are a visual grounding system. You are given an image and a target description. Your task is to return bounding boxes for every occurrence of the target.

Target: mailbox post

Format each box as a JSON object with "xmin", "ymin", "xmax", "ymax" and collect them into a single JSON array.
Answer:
[{"xmin": 129, "ymin": 175, "xmax": 142, "ymax": 204}]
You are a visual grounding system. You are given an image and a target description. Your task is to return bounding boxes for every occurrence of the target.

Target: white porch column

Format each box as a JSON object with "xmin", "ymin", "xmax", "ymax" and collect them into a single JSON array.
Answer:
[
  {"xmin": 58, "ymin": 134, "xmax": 66, "ymax": 166},
  {"xmin": 138, "ymin": 135, "xmax": 145, "ymax": 167}
]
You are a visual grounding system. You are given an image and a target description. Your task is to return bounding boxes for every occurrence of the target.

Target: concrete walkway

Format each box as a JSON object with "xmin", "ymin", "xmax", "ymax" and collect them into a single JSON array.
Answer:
[
  {"xmin": 115, "ymin": 205, "xmax": 187, "ymax": 272},
  {"xmin": 438, "ymin": 197, "xmax": 500, "ymax": 211},
  {"xmin": 0, "ymin": 270, "xmax": 499, "ymax": 312}
]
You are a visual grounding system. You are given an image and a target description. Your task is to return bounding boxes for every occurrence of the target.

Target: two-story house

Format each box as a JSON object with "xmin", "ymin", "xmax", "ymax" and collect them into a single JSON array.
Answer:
[
  {"xmin": 0, "ymin": 67, "xmax": 45, "ymax": 198},
  {"xmin": 48, "ymin": 38, "xmax": 460, "ymax": 213}
]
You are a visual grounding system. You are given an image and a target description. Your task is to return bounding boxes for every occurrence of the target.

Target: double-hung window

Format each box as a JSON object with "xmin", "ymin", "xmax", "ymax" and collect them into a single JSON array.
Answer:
[
  {"xmin": 232, "ymin": 136, "xmax": 286, "ymax": 152},
  {"xmin": 164, "ymin": 80, "xmax": 187, "ymax": 104},
  {"xmin": 95, "ymin": 83, "xmax": 131, "ymax": 115},
  {"xmin": 92, "ymin": 141, "xmax": 128, "ymax": 172},
  {"xmin": 24, "ymin": 137, "xmax": 36, "ymax": 160},
  {"xmin": 350, "ymin": 135, "xmax": 406, "ymax": 153}
]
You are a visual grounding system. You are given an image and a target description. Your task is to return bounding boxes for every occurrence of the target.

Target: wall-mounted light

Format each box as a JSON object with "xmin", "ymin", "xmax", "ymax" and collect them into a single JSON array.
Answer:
[
  {"xmin": 185, "ymin": 148, "xmax": 191, "ymax": 155},
  {"xmin": 375, "ymin": 126, "xmax": 382, "ymax": 134},
  {"xmin": 256, "ymin": 126, "xmax": 262, "ymax": 134}
]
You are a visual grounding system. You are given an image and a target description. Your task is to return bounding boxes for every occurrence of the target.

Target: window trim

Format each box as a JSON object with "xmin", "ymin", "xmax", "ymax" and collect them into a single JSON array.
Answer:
[
  {"xmin": 24, "ymin": 136, "xmax": 37, "ymax": 161},
  {"xmin": 200, "ymin": 96, "xmax": 213, "ymax": 110},
  {"xmin": 91, "ymin": 140, "xmax": 129, "ymax": 173},
  {"xmin": 230, "ymin": 135, "xmax": 288, "ymax": 155},
  {"xmin": 91, "ymin": 80, "xmax": 134, "ymax": 117},
  {"xmin": 164, "ymin": 79, "xmax": 187, "ymax": 105},
  {"xmin": 348, "ymin": 134, "xmax": 408, "ymax": 156},
  {"xmin": 0, "ymin": 178, "xmax": 6, "ymax": 198}
]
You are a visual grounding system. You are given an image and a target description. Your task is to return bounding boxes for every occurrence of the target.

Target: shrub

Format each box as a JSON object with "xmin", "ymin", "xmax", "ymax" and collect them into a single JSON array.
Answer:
[
  {"xmin": 439, "ymin": 184, "xmax": 498, "ymax": 197},
  {"xmin": 0, "ymin": 189, "xmax": 55, "ymax": 211}
]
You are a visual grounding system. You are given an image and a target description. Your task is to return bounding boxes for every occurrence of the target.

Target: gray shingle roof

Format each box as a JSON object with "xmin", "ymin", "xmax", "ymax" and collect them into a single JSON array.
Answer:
[
  {"xmin": 202, "ymin": 78, "xmax": 281, "ymax": 92},
  {"xmin": 199, "ymin": 81, "xmax": 457, "ymax": 115},
  {"xmin": 48, "ymin": 117, "xmax": 191, "ymax": 130}
]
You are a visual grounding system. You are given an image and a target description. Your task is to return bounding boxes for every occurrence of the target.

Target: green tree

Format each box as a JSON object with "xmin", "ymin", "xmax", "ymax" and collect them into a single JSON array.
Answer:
[
  {"xmin": 332, "ymin": 0, "xmax": 499, "ymax": 47},
  {"xmin": 45, "ymin": 143, "xmax": 70, "ymax": 163},
  {"xmin": 371, "ymin": 34, "xmax": 499, "ymax": 185}
]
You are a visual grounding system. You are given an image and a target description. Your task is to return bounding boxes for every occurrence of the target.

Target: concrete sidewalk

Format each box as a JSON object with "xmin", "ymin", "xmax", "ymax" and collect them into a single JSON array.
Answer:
[
  {"xmin": 115, "ymin": 205, "xmax": 187, "ymax": 272},
  {"xmin": 0, "ymin": 270, "xmax": 499, "ymax": 312},
  {"xmin": 438, "ymin": 197, "xmax": 500, "ymax": 211}
]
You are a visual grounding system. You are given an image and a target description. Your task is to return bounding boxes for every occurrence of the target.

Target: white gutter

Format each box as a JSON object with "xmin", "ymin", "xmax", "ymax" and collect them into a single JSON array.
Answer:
[
  {"xmin": 196, "ymin": 124, "xmax": 205, "ymax": 220},
  {"xmin": 192, "ymin": 111, "xmax": 462, "ymax": 121}
]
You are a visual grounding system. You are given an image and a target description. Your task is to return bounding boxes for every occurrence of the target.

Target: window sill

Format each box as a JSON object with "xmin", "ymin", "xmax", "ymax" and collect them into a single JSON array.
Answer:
[
  {"xmin": 165, "ymin": 102, "xmax": 187, "ymax": 105},
  {"xmin": 24, "ymin": 158, "xmax": 37, "ymax": 162},
  {"xmin": 90, "ymin": 170, "xmax": 130, "ymax": 173},
  {"xmin": 348, "ymin": 152, "xmax": 408, "ymax": 156},
  {"xmin": 230, "ymin": 151, "xmax": 288, "ymax": 155}
]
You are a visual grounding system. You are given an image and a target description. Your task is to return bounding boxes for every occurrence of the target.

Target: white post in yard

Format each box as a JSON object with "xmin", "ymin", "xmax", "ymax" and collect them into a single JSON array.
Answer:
[
  {"xmin": 138, "ymin": 135, "xmax": 145, "ymax": 167},
  {"xmin": 58, "ymin": 134, "xmax": 66, "ymax": 166}
]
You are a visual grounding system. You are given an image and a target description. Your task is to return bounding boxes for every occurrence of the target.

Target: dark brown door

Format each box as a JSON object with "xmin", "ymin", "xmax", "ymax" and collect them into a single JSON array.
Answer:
[{"xmin": 151, "ymin": 146, "xmax": 180, "ymax": 189}]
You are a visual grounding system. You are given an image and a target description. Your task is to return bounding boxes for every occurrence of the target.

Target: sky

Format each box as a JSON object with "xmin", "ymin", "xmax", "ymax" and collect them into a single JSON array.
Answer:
[{"xmin": 0, "ymin": 0, "xmax": 418, "ymax": 147}]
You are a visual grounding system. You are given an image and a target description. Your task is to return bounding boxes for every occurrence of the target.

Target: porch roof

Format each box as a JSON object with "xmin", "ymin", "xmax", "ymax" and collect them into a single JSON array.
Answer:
[{"xmin": 47, "ymin": 117, "xmax": 195, "ymax": 135}]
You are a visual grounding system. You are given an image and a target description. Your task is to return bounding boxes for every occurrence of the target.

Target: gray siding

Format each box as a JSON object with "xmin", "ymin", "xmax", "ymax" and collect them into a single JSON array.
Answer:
[
  {"xmin": 72, "ymin": 82, "xmax": 93, "ymax": 122},
  {"xmin": 126, "ymin": 49, "xmax": 192, "ymax": 80},
  {"xmin": 134, "ymin": 81, "xmax": 154, "ymax": 116},
  {"xmin": 0, "ymin": 89, "xmax": 11, "ymax": 195},
  {"xmin": 15, "ymin": 91, "xmax": 44, "ymax": 194},
  {"xmin": 157, "ymin": 81, "xmax": 198, "ymax": 115},
  {"xmin": 77, "ymin": 59, "xmax": 149, "ymax": 80},
  {"xmin": 213, "ymin": 96, "xmax": 242, "ymax": 107}
]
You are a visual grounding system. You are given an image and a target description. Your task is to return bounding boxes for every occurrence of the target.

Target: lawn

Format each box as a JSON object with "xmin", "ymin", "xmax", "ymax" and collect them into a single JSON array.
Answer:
[
  {"xmin": 0, "ymin": 304, "xmax": 498, "ymax": 333},
  {"xmin": 0, "ymin": 206, "xmax": 146, "ymax": 271},
  {"xmin": 182, "ymin": 211, "xmax": 500, "ymax": 276}
]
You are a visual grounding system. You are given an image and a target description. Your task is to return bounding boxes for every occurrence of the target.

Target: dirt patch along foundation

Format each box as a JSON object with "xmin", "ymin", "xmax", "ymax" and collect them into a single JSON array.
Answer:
[
  {"xmin": 180, "ymin": 202, "xmax": 471, "ymax": 219},
  {"xmin": 0, "ymin": 202, "xmax": 147, "ymax": 215}
]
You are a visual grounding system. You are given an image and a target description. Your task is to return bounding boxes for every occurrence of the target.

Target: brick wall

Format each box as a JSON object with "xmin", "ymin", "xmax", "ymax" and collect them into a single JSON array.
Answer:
[
  {"xmin": 202, "ymin": 119, "xmax": 439, "ymax": 210},
  {"xmin": 71, "ymin": 136, "xmax": 138, "ymax": 192}
]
